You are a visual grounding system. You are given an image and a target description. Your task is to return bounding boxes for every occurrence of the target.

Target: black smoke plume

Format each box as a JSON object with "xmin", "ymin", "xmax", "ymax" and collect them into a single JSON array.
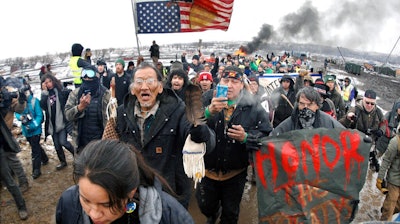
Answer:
[{"xmin": 245, "ymin": 0, "xmax": 400, "ymax": 54}]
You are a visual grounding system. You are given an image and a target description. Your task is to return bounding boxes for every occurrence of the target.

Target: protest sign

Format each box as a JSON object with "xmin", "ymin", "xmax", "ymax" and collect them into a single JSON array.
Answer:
[
  {"xmin": 259, "ymin": 73, "xmax": 322, "ymax": 95},
  {"xmin": 254, "ymin": 128, "xmax": 371, "ymax": 223}
]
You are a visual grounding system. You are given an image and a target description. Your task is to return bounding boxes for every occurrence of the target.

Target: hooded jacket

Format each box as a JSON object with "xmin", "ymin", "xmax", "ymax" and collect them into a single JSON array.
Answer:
[{"xmin": 271, "ymin": 74, "xmax": 296, "ymax": 127}]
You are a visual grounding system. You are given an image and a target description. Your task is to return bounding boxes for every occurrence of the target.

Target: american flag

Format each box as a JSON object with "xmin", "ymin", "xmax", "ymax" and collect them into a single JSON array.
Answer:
[{"xmin": 135, "ymin": 0, "xmax": 234, "ymax": 33}]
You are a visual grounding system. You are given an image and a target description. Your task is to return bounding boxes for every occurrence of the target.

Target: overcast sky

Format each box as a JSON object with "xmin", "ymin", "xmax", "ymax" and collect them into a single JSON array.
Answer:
[{"xmin": 1, "ymin": 0, "xmax": 399, "ymax": 60}]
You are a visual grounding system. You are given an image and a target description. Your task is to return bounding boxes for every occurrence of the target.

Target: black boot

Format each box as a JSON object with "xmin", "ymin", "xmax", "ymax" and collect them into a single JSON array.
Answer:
[
  {"xmin": 56, "ymin": 162, "xmax": 67, "ymax": 171},
  {"xmin": 32, "ymin": 157, "xmax": 42, "ymax": 179},
  {"xmin": 32, "ymin": 169, "xmax": 41, "ymax": 179}
]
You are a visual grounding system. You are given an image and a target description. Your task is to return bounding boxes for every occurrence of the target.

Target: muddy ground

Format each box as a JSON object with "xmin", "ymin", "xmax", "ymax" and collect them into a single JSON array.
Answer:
[{"xmin": 1, "ymin": 66, "xmax": 399, "ymax": 223}]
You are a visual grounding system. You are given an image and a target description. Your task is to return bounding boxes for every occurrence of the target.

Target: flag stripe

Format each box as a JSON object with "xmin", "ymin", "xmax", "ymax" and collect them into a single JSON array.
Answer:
[{"xmin": 136, "ymin": 0, "xmax": 234, "ymax": 33}]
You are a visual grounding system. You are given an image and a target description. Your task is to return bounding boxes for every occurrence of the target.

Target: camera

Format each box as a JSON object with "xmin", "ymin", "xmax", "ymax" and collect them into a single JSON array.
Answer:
[
  {"xmin": 350, "ymin": 114, "xmax": 358, "ymax": 122},
  {"xmin": 0, "ymin": 76, "xmax": 30, "ymax": 108},
  {"xmin": 0, "ymin": 87, "xmax": 19, "ymax": 108},
  {"xmin": 21, "ymin": 113, "xmax": 33, "ymax": 125}
]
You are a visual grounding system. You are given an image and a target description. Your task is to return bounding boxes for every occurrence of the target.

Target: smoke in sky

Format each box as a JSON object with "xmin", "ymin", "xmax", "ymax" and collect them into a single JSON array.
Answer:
[{"xmin": 245, "ymin": 0, "xmax": 400, "ymax": 54}]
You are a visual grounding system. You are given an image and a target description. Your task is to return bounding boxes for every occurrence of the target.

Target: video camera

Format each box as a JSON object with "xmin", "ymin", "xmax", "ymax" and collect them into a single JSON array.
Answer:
[{"xmin": 0, "ymin": 77, "xmax": 30, "ymax": 108}]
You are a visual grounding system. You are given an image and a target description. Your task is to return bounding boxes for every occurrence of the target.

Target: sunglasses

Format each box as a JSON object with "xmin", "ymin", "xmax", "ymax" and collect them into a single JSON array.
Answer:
[
  {"xmin": 81, "ymin": 69, "xmax": 96, "ymax": 78},
  {"xmin": 365, "ymin": 101, "xmax": 375, "ymax": 106}
]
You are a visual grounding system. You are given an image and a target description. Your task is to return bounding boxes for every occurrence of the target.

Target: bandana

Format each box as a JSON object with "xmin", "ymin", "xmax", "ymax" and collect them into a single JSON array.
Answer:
[{"xmin": 298, "ymin": 108, "xmax": 316, "ymax": 129}]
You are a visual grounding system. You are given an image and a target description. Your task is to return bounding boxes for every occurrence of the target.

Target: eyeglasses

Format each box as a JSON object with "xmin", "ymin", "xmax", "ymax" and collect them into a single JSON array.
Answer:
[
  {"xmin": 365, "ymin": 101, "xmax": 375, "ymax": 106},
  {"xmin": 133, "ymin": 78, "xmax": 157, "ymax": 87},
  {"xmin": 81, "ymin": 69, "xmax": 96, "ymax": 78}
]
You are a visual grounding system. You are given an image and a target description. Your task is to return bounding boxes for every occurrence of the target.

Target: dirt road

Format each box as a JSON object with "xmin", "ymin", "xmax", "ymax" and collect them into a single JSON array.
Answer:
[{"xmin": 1, "ymin": 67, "xmax": 399, "ymax": 223}]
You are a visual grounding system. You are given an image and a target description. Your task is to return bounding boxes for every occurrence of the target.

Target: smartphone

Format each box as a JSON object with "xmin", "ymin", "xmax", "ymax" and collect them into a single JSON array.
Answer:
[
  {"xmin": 216, "ymin": 84, "xmax": 228, "ymax": 98},
  {"xmin": 83, "ymin": 89, "xmax": 91, "ymax": 95}
]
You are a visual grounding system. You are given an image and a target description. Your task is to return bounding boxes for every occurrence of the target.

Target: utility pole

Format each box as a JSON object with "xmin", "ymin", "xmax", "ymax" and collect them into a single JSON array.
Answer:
[
  {"xmin": 337, "ymin": 46, "xmax": 346, "ymax": 64},
  {"xmin": 384, "ymin": 34, "xmax": 400, "ymax": 65}
]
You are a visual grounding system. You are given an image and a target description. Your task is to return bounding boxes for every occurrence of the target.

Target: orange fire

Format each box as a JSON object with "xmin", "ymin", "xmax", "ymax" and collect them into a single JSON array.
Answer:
[{"xmin": 233, "ymin": 46, "xmax": 248, "ymax": 56}]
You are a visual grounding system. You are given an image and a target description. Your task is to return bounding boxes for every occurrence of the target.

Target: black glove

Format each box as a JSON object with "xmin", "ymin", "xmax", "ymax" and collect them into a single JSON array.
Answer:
[
  {"xmin": 373, "ymin": 129, "xmax": 383, "ymax": 137},
  {"xmin": 190, "ymin": 125, "xmax": 208, "ymax": 143}
]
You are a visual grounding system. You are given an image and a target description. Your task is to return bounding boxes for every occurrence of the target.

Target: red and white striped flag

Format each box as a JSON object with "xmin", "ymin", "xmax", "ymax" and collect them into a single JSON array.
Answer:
[{"xmin": 135, "ymin": 0, "xmax": 234, "ymax": 33}]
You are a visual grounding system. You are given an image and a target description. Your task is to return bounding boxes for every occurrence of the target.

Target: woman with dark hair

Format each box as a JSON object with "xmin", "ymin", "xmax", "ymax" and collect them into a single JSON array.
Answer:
[
  {"xmin": 55, "ymin": 139, "xmax": 194, "ymax": 224},
  {"xmin": 40, "ymin": 74, "xmax": 75, "ymax": 170},
  {"xmin": 165, "ymin": 69, "xmax": 189, "ymax": 101}
]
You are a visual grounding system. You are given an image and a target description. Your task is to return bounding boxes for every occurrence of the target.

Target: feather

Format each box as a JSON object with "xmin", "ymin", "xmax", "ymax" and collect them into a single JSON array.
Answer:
[{"xmin": 185, "ymin": 84, "xmax": 206, "ymax": 126}]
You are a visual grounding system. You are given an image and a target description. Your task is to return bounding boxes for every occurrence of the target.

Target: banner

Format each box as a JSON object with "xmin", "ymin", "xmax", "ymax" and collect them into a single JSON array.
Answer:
[
  {"xmin": 253, "ymin": 128, "xmax": 371, "ymax": 223},
  {"xmin": 258, "ymin": 73, "xmax": 322, "ymax": 95},
  {"xmin": 135, "ymin": 0, "xmax": 234, "ymax": 33}
]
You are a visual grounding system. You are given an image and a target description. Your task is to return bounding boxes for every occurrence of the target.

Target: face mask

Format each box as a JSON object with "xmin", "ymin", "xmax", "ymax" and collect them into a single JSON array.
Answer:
[
  {"xmin": 298, "ymin": 108, "xmax": 315, "ymax": 121},
  {"xmin": 298, "ymin": 108, "xmax": 316, "ymax": 129}
]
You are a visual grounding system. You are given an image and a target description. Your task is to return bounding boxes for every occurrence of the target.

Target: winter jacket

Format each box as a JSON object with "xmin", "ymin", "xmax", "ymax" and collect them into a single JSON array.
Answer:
[
  {"xmin": 64, "ymin": 85, "xmax": 110, "ymax": 147},
  {"xmin": 189, "ymin": 63, "xmax": 204, "ymax": 73},
  {"xmin": 55, "ymin": 179, "xmax": 194, "ymax": 224},
  {"xmin": 378, "ymin": 135, "xmax": 400, "ymax": 187},
  {"xmin": 40, "ymin": 87, "xmax": 71, "ymax": 136},
  {"xmin": 15, "ymin": 95, "xmax": 43, "ymax": 138},
  {"xmin": 339, "ymin": 101, "xmax": 386, "ymax": 140},
  {"xmin": 271, "ymin": 107, "xmax": 345, "ymax": 136},
  {"xmin": 204, "ymin": 91, "xmax": 272, "ymax": 173},
  {"xmin": 328, "ymin": 88, "xmax": 346, "ymax": 119},
  {"xmin": 270, "ymin": 74, "xmax": 303, "ymax": 128},
  {"xmin": 116, "ymin": 88, "xmax": 215, "ymax": 191},
  {"xmin": 387, "ymin": 98, "xmax": 400, "ymax": 133}
]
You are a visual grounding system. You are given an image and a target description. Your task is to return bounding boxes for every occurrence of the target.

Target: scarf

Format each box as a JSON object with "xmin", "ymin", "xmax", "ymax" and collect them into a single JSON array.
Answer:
[
  {"xmin": 298, "ymin": 108, "xmax": 316, "ymax": 129},
  {"xmin": 139, "ymin": 185, "xmax": 162, "ymax": 223},
  {"xmin": 47, "ymin": 88, "xmax": 65, "ymax": 135}
]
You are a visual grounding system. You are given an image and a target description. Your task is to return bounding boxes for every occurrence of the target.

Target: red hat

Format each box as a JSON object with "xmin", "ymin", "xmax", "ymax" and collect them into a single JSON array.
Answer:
[{"xmin": 198, "ymin": 72, "xmax": 213, "ymax": 82}]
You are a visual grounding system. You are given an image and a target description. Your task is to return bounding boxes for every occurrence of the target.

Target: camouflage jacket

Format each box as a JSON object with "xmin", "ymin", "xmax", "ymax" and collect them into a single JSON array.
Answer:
[{"xmin": 64, "ymin": 86, "xmax": 110, "ymax": 146}]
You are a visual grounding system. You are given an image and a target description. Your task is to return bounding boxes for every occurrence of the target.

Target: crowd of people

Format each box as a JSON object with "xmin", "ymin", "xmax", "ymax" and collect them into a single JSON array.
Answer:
[{"xmin": 1, "ymin": 41, "xmax": 399, "ymax": 223}]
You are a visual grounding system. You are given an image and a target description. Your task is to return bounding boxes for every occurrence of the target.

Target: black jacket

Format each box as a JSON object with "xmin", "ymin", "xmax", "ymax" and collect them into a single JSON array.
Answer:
[
  {"xmin": 271, "ymin": 75, "xmax": 297, "ymax": 127},
  {"xmin": 204, "ymin": 91, "xmax": 272, "ymax": 172},
  {"xmin": 116, "ymin": 88, "xmax": 215, "ymax": 191}
]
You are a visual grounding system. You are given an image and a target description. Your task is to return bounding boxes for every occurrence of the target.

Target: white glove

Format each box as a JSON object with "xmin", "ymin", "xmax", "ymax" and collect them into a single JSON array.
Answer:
[{"xmin": 182, "ymin": 134, "xmax": 206, "ymax": 188}]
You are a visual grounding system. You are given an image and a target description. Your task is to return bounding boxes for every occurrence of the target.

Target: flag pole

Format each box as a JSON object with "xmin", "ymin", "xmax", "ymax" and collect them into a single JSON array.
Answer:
[{"xmin": 131, "ymin": 0, "xmax": 141, "ymax": 56}]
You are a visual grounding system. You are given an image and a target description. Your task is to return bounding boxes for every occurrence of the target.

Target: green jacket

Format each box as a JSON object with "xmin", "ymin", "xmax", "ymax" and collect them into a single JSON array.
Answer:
[{"xmin": 378, "ymin": 135, "xmax": 400, "ymax": 186}]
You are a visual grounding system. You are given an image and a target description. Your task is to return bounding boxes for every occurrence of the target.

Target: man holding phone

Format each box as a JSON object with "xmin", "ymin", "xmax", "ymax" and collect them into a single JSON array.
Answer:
[
  {"xmin": 65, "ymin": 68, "xmax": 111, "ymax": 153},
  {"xmin": 198, "ymin": 66, "xmax": 273, "ymax": 223}
]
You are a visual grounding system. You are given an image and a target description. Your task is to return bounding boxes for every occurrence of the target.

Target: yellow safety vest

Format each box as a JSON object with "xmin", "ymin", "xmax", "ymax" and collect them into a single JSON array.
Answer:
[
  {"xmin": 69, "ymin": 56, "xmax": 82, "ymax": 85},
  {"xmin": 342, "ymin": 85, "xmax": 352, "ymax": 102}
]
